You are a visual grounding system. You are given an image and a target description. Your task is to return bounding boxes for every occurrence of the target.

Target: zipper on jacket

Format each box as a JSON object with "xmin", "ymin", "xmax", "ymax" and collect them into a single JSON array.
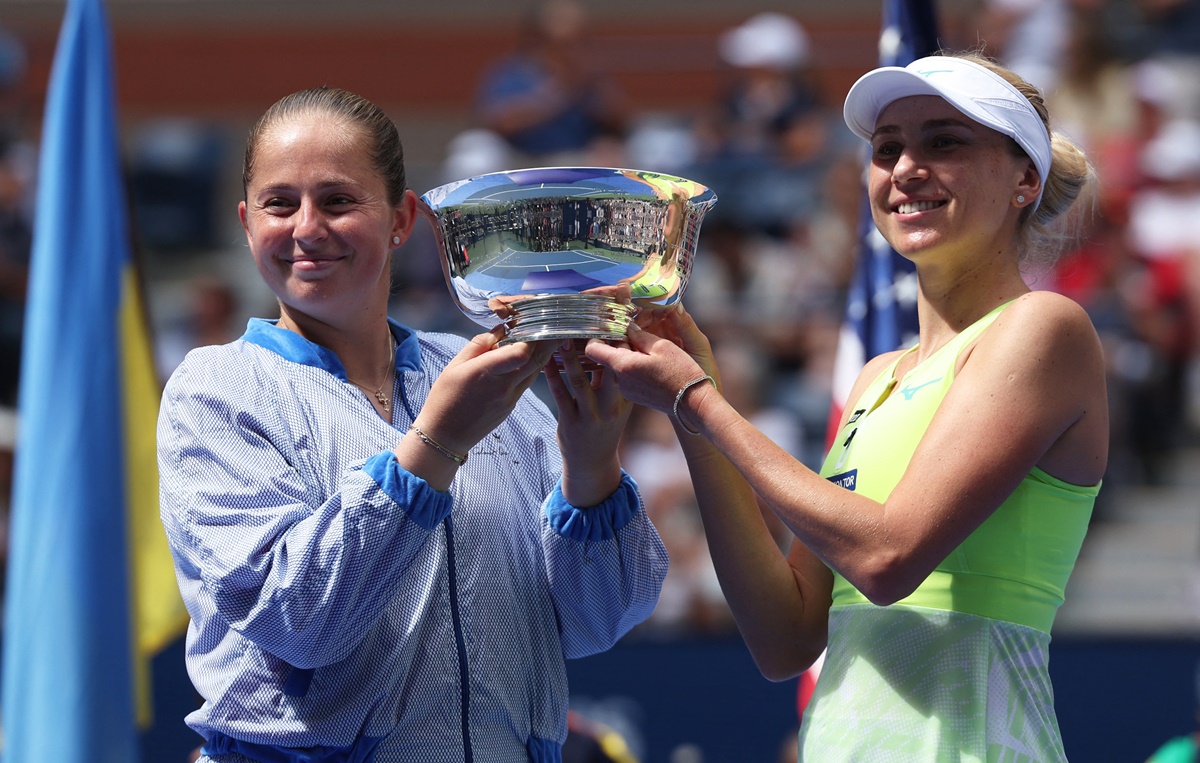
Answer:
[{"xmin": 444, "ymin": 514, "xmax": 474, "ymax": 763}]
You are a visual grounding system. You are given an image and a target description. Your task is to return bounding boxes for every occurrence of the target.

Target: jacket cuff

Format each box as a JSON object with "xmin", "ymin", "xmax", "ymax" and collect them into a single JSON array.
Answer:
[
  {"xmin": 545, "ymin": 471, "xmax": 640, "ymax": 542},
  {"xmin": 363, "ymin": 451, "xmax": 453, "ymax": 531}
]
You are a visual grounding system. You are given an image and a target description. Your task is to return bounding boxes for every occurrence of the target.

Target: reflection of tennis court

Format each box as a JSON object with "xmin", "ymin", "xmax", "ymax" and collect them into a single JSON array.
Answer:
[
  {"xmin": 463, "ymin": 246, "xmax": 645, "ymax": 295},
  {"xmin": 421, "ymin": 166, "xmax": 716, "ymax": 319}
]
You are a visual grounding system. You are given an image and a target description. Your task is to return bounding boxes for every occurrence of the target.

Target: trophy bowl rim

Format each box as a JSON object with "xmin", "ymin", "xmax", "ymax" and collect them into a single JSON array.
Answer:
[{"xmin": 416, "ymin": 165, "xmax": 718, "ymax": 211}]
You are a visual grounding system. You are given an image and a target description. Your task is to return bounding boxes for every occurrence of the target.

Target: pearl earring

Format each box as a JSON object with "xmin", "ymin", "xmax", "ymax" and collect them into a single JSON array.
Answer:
[
  {"xmin": 392, "ymin": 236, "xmax": 401, "ymax": 245},
  {"xmin": 1016, "ymin": 195, "xmax": 1026, "ymax": 204}
]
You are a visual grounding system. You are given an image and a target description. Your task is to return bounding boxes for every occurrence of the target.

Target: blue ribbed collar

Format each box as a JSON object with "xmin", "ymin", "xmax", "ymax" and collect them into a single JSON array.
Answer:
[{"xmin": 241, "ymin": 318, "xmax": 423, "ymax": 380}]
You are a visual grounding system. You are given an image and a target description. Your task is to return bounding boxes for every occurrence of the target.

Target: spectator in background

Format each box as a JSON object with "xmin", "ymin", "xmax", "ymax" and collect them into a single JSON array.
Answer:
[
  {"xmin": 0, "ymin": 25, "xmax": 29, "ymax": 409},
  {"xmin": 1119, "ymin": 118, "xmax": 1200, "ymax": 476},
  {"xmin": 976, "ymin": 0, "xmax": 1071, "ymax": 93},
  {"xmin": 439, "ymin": 127, "xmax": 514, "ymax": 183},
  {"xmin": 0, "ymin": 149, "xmax": 30, "ymax": 408},
  {"xmin": 1128, "ymin": 0, "xmax": 1200, "ymax": 58},
  {"xmin": 692, "ymin": 12, "xmax": 840, "ymax": 237},
  {"xmin": 1107, "ymin": 55, "xmax": 1200, "ymax": 219},
  {"xmin": 154, "ymin": 275, "xmax": 242, "ymax": 379},
  {"xmin": 474, "ymin": 0, "xmax": 628, "ymax": 166},
  {"xmin": 1048, "ymin": 7, "xmax": 1139, "ymax": 172},
  {"xmin": 700, "ymin": 12, "xmax": 820, "ymax": 163}
]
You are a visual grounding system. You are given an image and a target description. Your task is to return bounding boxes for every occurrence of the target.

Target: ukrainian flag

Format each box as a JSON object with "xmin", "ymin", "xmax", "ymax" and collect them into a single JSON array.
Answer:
[{"xmin": 1, "ymin": 0, "xmax": 188, "ymax": 760}]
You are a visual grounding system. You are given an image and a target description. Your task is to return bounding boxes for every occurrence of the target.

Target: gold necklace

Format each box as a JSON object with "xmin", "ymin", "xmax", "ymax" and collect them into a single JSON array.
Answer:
[{"xmin": 347, "ymin": 333, "xmax": 396, "ymax": 413}]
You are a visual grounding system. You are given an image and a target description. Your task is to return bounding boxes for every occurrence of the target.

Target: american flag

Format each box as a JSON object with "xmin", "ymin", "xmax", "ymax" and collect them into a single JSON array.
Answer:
[{"xmin": 824, "ymin": 0, "xmax": 940, "ymax": 448}]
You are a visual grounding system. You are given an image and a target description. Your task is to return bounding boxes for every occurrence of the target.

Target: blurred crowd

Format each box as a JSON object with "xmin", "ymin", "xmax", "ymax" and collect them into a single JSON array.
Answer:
[
  {"xmin": 433, "ymin": 0, "xmax": 1200, "ymax": 639},
  {"xmin": 3, "ymin": 0, "xmax": 1200, "ymax": 641}
]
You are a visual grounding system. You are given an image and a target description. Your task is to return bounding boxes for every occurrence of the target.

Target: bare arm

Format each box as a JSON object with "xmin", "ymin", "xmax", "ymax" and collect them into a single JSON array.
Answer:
[
  {"xmin": 677, "ymin": 433, "xmax": 834, "ymax": 680},
  {"xmin": 590, "ymin": 310, "xmax": 846, "ymax": 678},
  {"xmin": 589, "ymin": 293, "xmax": 1107, "ymax": 609}
]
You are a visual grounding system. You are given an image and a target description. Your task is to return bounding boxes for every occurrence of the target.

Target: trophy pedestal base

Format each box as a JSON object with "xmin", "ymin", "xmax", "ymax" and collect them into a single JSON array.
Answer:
[{"xmin": 497, "ymin": 294, "xmax": 637, "ymax": 345}]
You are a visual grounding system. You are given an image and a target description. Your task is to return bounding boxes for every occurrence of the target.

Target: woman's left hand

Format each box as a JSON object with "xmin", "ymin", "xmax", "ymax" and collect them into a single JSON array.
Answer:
[{"xmin": 544, "ymin": 340, "xmax": 632, "ymax": 507}]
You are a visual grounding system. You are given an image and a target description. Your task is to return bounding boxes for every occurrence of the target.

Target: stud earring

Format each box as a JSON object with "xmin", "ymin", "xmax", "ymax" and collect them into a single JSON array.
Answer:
[
  {"xmin": 392, "ymin": 236, "xmax": 401, "ymax": 245},
  {"xmin": 1016, "ymin": 195, "xmax": 1026, "ymax": 204}
]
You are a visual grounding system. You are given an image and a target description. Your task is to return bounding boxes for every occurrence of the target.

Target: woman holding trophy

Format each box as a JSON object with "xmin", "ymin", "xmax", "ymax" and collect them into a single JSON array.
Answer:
[
  {"xmin": 586, "ymin": 52, "xmax": 1107, "ymax": 761},
  {"xmin": 157, "ymin": 86, "xmax": 667, "ymax": 763}
]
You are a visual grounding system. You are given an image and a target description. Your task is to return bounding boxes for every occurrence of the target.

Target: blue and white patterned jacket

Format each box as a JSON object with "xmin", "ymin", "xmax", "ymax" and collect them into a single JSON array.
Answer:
[{"xmin": 157, "ymin": 318, "xmax": 668, "ymax": 763}]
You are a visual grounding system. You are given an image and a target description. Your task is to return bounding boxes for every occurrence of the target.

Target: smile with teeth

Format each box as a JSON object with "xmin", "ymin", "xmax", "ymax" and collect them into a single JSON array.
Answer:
[{"xmin": 896, "ymin": 200, "xmax": 945, "ymax": 214}]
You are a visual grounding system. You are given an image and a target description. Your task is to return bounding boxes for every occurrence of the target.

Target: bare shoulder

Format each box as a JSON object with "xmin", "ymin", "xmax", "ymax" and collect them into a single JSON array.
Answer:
[
  {"xmin": 966, "ymin": 290, "xmax": 1108, "ymax": 483},
  {"xmin": 976, "ymin": 290, "xmax": 1103, "ymax": 367},
  {"xmin": 997, "ymin": 290, "xmax": 1098, "ymax": 338},
  {"xmin": 962, "ymin": 291, "xmax": 1104, "ymax": 395}
]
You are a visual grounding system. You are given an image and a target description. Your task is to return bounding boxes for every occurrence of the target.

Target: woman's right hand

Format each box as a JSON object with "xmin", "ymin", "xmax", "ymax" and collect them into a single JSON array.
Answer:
[
  {"xmin": 413, "ymin": 329, "xmax": 557, "ymax": 455},
  {"xmin": 638, "ymin": 305, "xmax": 720, "ymax": 386},
  {"xmin": 585, "ymin": 306, "xmax": 720, "ymax": 416}
]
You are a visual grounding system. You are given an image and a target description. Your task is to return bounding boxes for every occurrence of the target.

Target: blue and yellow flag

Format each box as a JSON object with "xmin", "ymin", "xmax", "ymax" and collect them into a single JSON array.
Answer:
[{"xmin": 2, "ymin": 0, "xmax": 188, "ymax": 760}]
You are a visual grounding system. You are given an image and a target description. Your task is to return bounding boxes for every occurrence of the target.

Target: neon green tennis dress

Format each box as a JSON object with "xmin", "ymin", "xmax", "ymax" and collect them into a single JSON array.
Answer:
[{"xmin": 805, "ymin": 302, "xmax": 1099, "ymax": 762}]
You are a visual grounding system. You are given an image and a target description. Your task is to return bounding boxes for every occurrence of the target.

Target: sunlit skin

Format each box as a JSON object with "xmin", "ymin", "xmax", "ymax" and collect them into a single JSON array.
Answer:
[
  {"xmin": 867, "ymin": 96, "xmax": 1037, "ymax": 293},
  {"xmin": 239, "ymin": 114, "xmax": 413, "ymax": 340}
]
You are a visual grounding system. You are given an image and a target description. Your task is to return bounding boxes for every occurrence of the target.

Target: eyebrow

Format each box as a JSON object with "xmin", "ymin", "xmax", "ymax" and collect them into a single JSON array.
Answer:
[
  {"xmin": 871, "ymin": 117, "xmax": 976, "ymax": 139},
  {"xmin": 253, "ymin": 178, "xmax": 363, "ymax": 195}
]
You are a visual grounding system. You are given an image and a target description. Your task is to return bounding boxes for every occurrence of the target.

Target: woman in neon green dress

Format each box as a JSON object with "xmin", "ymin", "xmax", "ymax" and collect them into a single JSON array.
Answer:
[{"xmin": 586, "ymin": 52, "xmax": 1106, "ymax": 761}]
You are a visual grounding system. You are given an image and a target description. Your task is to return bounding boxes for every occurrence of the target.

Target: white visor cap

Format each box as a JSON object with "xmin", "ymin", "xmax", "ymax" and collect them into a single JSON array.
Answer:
[{"xmin": 843, "ymin": 55, "xmax": 1051, "ymax": 210}]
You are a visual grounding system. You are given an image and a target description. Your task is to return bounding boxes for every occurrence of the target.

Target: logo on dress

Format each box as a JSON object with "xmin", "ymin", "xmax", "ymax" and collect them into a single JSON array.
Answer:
[
  {"xmin": 827, "ymin": 469, "xmax": 858, "ymax": 491},
  {"xmin": 832, "ymin": 427, "xmax": 857, "ymax": 471},
  {"xmin": 899, "ymin": 377, "xmax": 943, "ymax": 400}
]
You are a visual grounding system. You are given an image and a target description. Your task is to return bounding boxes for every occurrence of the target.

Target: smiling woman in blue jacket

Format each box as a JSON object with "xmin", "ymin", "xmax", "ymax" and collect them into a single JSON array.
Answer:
[{"xmin": 157, "ymin": 86, "xmax": 667, "ymax": 763}]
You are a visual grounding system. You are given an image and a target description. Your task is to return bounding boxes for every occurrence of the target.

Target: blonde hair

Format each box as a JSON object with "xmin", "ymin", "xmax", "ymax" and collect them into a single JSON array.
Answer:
[{"xmin": 952, "ymin": 52, "xmax": 1096, "ymax": 269}]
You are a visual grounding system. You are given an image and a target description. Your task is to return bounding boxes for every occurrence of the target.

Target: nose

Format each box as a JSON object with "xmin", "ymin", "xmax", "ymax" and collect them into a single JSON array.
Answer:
[
  {"xmin": 892, "ymin": 148, "xmax": 928, "ymax": 185},
  {"xmin": 293, "ymin": 199, "xmax": 327, "ymax": 244}
]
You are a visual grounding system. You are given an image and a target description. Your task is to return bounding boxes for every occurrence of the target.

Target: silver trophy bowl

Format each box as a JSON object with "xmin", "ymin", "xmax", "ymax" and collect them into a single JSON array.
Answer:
[{"xmin": 417, "ymin": 167, "xmax": 717, "ymax": 345}]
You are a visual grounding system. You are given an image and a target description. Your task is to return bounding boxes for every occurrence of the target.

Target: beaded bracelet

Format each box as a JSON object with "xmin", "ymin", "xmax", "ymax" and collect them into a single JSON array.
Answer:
[
  {"xmin": 409, "ymin": 425, "xmax": 469, "ymax": 464},
  {"xmin": 672, "ymin": 374, "xmax": 715, "ymax": 436}
]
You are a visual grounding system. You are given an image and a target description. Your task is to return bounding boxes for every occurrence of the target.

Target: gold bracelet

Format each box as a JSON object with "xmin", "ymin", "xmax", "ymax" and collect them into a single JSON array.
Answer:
[
  {"xmin": 409, "ymin": 425, "xmax": 468, "ymax": 464},
  {"xmin": 672, "ymin": 374, "xmax": 715, "ymax": 436}
]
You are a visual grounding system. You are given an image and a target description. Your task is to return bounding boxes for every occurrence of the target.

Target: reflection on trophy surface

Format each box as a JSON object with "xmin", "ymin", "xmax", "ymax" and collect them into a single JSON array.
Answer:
[{"xmin": 418, "ymin": 167, "xmax": 717, "ymax": 345}]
